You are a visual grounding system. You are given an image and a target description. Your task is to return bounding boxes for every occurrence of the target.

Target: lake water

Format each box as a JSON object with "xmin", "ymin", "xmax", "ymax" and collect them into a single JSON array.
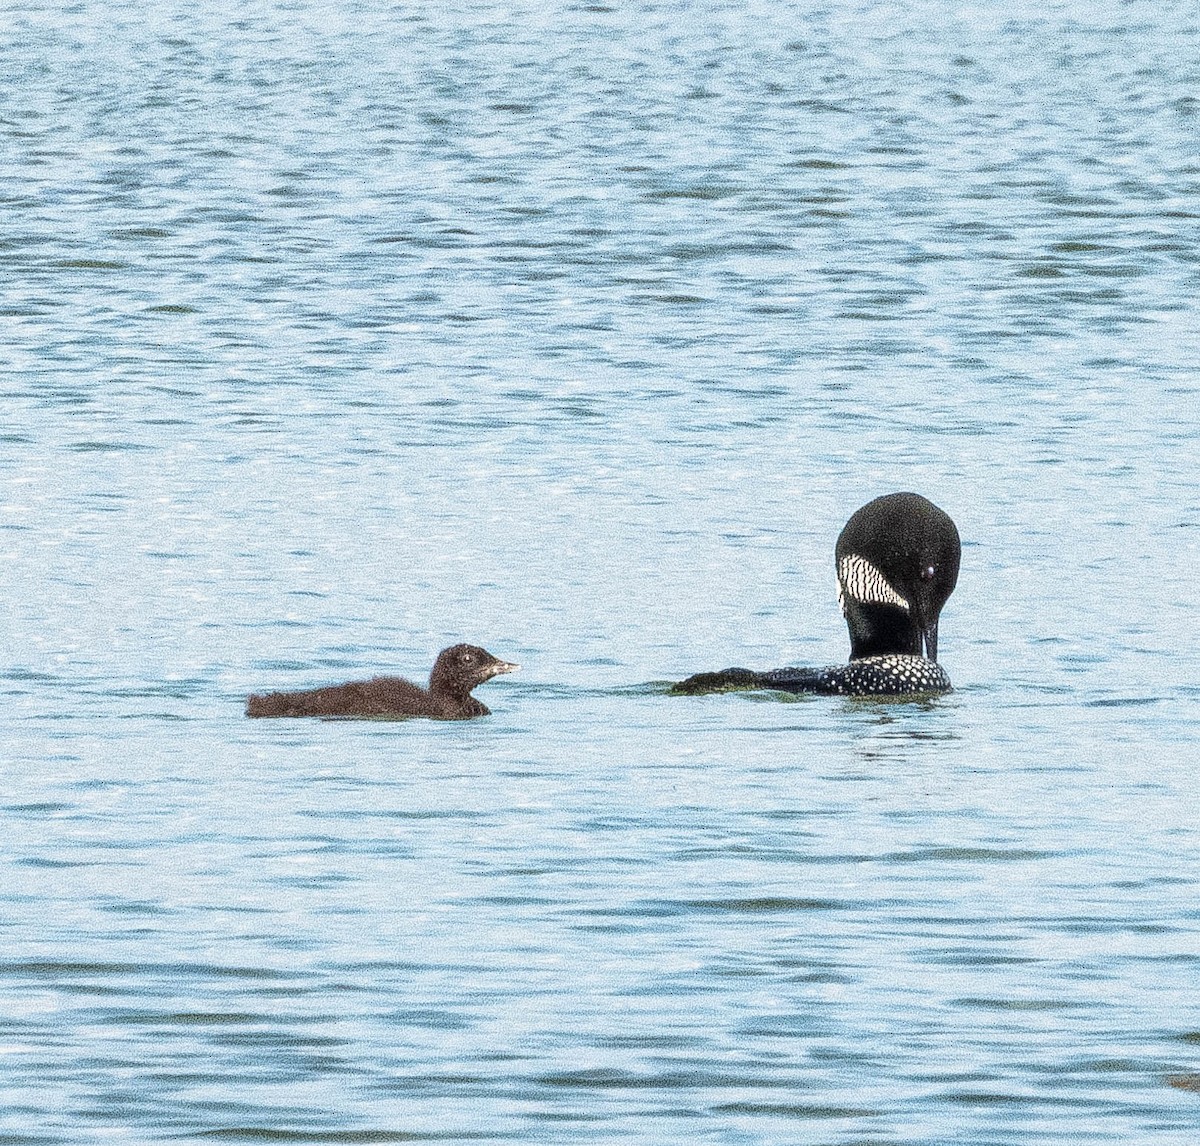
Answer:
[{"xmin": 2, "ymin": 1, "xmax": 1199, "ymax": 1141}]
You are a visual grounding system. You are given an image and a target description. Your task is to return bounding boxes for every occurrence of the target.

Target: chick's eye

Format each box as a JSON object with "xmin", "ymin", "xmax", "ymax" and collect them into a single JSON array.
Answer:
[{"xmin": 459, "ymin": 652, "xmax": 473, "ymax": 664}]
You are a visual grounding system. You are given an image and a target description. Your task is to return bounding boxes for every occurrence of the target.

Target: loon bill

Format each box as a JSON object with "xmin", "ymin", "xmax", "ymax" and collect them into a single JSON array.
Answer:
[{"xmin": 671, "ymin": 492, "xmax": 960, "ymax": 698}]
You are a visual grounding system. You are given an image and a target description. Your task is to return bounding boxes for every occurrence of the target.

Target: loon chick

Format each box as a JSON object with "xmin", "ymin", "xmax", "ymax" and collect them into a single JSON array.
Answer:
[
  {"xmin": 671, "ymin": 492, "xmax": 960, "ymax": 697},
  {"xmin": 246, "ymin": 644, "xmax": 519, "ymax": 719}
]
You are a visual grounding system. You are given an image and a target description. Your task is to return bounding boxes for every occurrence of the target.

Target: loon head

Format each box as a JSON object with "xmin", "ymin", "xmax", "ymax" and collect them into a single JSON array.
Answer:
[
  {"xmin": 429, "ymin": 644, "xmax": 520, "ymax": 699},
  {"xmin": 834, "ymin": 492, "xmax": 960, "ymax": 662}
]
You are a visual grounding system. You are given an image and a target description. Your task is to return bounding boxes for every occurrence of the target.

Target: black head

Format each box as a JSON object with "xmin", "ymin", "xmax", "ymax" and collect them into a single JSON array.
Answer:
[
  {"xmin": 834, "ymin": 492, "xmax": 960, "ymax": 661},
  {"xmin": 429, "ymin": 644, "xmax": 520, "ymax": 697}
]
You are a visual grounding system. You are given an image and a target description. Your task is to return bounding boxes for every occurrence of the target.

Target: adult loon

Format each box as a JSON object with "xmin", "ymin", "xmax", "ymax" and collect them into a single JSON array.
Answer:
[
  {"xmin": 670, "ymin": 492, "xmax": 960, "ymax": 696},
  {"xmin": 246, "ymin": 644, "xmax": 519, "ymax": 719}
]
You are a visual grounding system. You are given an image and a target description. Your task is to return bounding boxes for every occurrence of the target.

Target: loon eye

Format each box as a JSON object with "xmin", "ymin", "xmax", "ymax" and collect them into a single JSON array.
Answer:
[
  {"xmin": 920, "ymin": 564, "xmax": 937, "ymax": 582},
  {"xmin": 459, "ymin": 651, "xmax": 474, "ymax": 664}
]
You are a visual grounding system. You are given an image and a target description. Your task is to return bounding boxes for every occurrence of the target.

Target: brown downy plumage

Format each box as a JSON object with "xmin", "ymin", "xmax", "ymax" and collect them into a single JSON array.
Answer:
[{"xmin": 246, "ymin": 644, "xmax": 519, "ymax": 720}]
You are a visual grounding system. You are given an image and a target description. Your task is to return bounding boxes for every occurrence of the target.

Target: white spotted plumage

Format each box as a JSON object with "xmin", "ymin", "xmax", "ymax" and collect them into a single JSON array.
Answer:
[
  {"xmin": 819, "ymin": 654, "xmax": 949, "ymax": 695},
  {"xmin": 751, "ymin": 655, "xmax": 950, "ymax": 695}
]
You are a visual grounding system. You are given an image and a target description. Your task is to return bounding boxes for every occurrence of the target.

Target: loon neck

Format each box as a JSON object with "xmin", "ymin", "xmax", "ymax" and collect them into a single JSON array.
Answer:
[{"xmin": 844, "ymin": 601, "xmax": 929, "ymax": 660}]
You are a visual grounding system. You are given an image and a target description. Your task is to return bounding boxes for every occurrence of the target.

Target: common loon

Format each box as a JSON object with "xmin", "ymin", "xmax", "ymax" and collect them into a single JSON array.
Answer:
[
  {"xmin": 246, "ymin": 644, "xmax": 519, "ymax": 719},
  {"xmin": 670, "ymin": 492, "xmax": 961, "ymax": 697}
]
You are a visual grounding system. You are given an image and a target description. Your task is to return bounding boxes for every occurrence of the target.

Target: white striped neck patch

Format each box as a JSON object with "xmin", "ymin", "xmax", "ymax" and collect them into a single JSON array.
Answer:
[{"xmin": 837, "ymin": 554, "xmax": 910, "ymax": 615}]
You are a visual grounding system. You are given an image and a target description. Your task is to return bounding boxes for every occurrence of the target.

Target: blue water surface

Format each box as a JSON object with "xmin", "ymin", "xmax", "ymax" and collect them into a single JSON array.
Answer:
[{"xmin": 2, "ymin": 1, "xmax": 1199, "ymax": 1142}]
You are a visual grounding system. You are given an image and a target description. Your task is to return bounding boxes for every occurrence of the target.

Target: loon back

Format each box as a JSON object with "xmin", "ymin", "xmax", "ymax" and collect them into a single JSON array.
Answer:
[{"xmin": 670, "ymin": 655, "xmax": 950, "ymax": 697}]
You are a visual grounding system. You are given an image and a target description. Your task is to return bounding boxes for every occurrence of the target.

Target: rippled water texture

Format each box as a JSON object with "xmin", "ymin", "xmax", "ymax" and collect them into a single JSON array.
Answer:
[{"xmin": 2, "ymin": 1, "xmax": 1199, "ymax": 1142}]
